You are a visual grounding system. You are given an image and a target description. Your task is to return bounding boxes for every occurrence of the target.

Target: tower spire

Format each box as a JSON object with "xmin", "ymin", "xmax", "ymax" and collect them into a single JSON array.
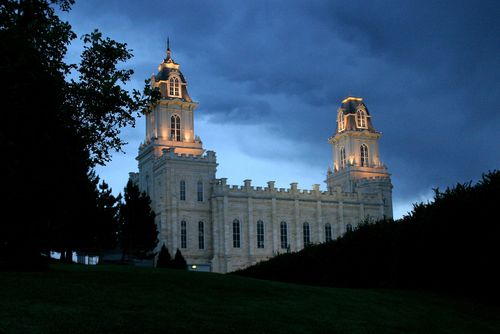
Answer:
[{"xmin": 166, "ymin": 37, "xmax": 171, "ymax": 60}]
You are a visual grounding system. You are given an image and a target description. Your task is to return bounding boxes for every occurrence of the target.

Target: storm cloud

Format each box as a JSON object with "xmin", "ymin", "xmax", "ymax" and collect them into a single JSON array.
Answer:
[{"xmin": 64, "ymin": 0, "xmax": 500, "ymax": 218}]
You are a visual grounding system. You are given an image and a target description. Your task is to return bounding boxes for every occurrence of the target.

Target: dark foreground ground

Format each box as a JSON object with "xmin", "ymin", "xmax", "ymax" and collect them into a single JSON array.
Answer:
[{"xmin": 0, "ymin": 264, "xmax": 498, "ymax": 334}]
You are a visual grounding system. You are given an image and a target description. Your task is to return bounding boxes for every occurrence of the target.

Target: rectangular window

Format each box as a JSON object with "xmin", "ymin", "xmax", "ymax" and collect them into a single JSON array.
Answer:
[
  {"xmin": 198, "ymin": 221, "xmax": 204, "ymax": 249},
  {"xmin": 303, "ymin": 223, "xmax": 311, "ymax": 247},
  {"xmin": 280, "ymin": 222, "xmax": 288, "ymax": 249},
  {"xmin": 180, "ymin": 180, "xmax": 186, "ymax": 201},
  {"xmin": 325, "ymin": 223, "xmax": 332, "ymax": 242},
  {"xmin": 233, "ymin": 219, "xmax": 241, "ymax": 248},
  {"xmin": 197, "ymin": 181, "xmax": 203, "ymax": 202},
  {"xmin": 181, "ymin": 221, "xmax": 187, "ymax": 248},
  {"xmin": 257, "ymin": 220, "xmax": 264, "ymax": 249}
]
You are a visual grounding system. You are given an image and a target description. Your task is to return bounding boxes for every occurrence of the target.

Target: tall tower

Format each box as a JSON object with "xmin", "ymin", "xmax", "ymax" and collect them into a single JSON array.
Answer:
[
  {"xmin": 136, "ymin": 45, "xmax": 210, "ymax": 204},
  {"xmin": 143, "ymin": 43, "xmax": 203, "ymax": 158},
  {"xmin": 326, "ymin": 97, "xmax": 393, "ymax": 217}
]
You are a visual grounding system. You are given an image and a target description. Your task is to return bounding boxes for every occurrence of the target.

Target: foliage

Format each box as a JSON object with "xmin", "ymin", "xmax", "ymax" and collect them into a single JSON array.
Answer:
[
  {"xmin": 235, "ymin": 171, "xmax": 500, "ymax": 301},
  {"xmin": 0, "ymin": 0, "xmax": 158, "ymax": 269},
  {"xmin": 172, "ymin": 249, "xmax": 187, "ymax": 270},
  {"xmin": 119, "ymin": 180, "xmax": 158, "ymax": 260},
  {"xmin": 156, "ymin": 243, "xmax": 171, "ymax": 268}
]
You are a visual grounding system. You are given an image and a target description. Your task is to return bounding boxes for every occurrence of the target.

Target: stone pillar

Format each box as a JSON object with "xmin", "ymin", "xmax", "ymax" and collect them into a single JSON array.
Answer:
[
  {"xmin": 247, "ymin": 196, "xmax": 254, "ymax": 258},
  {"xmin": 294, "ymin": 199, "xmax": 300, "ymax": 251},
  {"xmin": 222, "ymin": 195, "xmax": 229, "ymax": 272},
  {"xmin": 339, "ymin": 201, "xmax": 344, "ymax": 235},
  {"xmin": 271, "ymin": 197, "xmax": 277, "ymax": 253},
  {"xmin": 316, "ymin": 200, "xmax": 322, "ymax": 243},
  {"xmin": 210, "ymin": 197, "xmax": 219, "ymax": 272}
]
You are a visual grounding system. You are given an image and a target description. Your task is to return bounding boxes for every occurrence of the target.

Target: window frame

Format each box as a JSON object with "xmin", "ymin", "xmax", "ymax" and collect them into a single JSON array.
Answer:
[
  {"xmin": 303, "ymin": 222, "xmax": 311, "ymax": 247},
  {"xmin": 280, "ymin": 221, "xmax": 288, "ymax": 249},
  {"xmin": 233, "ymin": 219, "xmax": 241, "ymax": 248},
  {"xmin": 180, "ymin": 180, "xmax": 186, "ymax": 201},
  {"xmin": 170, "ymin": 114, "xmax": 181, "ymax": 141},
  {"xmin": 181, "ymin": 220, "xmax": 187, "ymax": 248},
  {"xmin": 169, "ymin": 76, "xmax": 181, "ymax": 97},
  {"xmin": 356, "ymin": 109, "xmax": 367, "ymax": 129},
  {"xmin": 325, "ymin": 223, "xmax": 332, "ymax": 242},
  {"xmin": 197, "ymin": 180, "xmax": 203, "ymax": 202},
  {"xmin": 340, "ymin": 147, "xmax": 346, "ymax": 168},
  {"xmin": 257, "ymin": 220, "xmax": 264, "ymax": 249},
  {"xmin": 360, "ymin": 144, "xmax": 369, "ymax": 167},
  {"xmin": 198, "ymin": 221, "xmax": 204, "ymax": 249}
]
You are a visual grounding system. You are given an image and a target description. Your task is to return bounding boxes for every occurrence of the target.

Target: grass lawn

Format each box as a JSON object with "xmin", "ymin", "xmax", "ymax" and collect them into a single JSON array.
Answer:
[{"xmin": 0, "ymin": 264, "xmax": 498, "ymax": 334}]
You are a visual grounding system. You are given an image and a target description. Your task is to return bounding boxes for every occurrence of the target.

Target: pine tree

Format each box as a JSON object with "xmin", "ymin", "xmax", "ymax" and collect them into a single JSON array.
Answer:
[
  {"xmin": 119, "ymin": 180, "xmax": 158, "ymax": 260},
  {"xmin": 156, "ymin": 244, "xmax": 172, "ymax": 268},
  {"xmin": 173, "ymin": 249, "xmax": 187, "ymax": 270}
]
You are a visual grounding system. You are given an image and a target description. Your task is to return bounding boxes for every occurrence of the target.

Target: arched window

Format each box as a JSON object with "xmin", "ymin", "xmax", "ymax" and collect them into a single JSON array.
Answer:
[
  {"xmin": 356, "ymin": 109, "xmax": 367, "ymax": 128},
  {"xmin": 169, "ymin": 77, "xmax": 180, "ymax": 97},
  {"xmin": 340, "ymin": 147, "xmax": 346, "ymax": 168},
  {"xmin": 337, "ymin": 111, "xmax": 345, "ymax": 132},
  {"xmin": 197, "ymin": 181, "xmax": 203, "ymax": 202},
  {"xmin": 180, "ymin": 221, "xmax": 187, "ymax": 248},
  {"xmin": 346, "ymin": 223, "xmax": 353, "ymax": 233},
  {"xmin": 303, "ymin": 222, "xmax": 311, "ymax": 247},
  {"xmin": 198, "ymin": 221, "xmax": 204, "ymax": 249},
  {"xmin": 280, "ymin": 221, "xmax": 288, "ymax": 249},
  {"xmin": 360, "ymin": 144, "xmax": 369, "ymax": 167},
  {"xmin": 180, "ymin": 180, "xmax": 186, "ymax": 201},
  {"xmin": 257, "ymin": 220, "xmax": 264, "ymax": 249},
  {"xmin": 170, "ymin": 115, "xmax": 181, "ymax": 141},
  {"xmin": 233, "ymin": 219, "xmax": 241, "ymax": 248},
  {"xmin": 325, "ymin": 223, "xmax": 332, "ymax": 242}
]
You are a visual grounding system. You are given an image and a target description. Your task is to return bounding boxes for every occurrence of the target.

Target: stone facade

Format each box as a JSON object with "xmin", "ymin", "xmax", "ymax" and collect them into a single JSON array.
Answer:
[{"xmin": 131, "ymin": 48, "xmax": 393, "ymax": 273}]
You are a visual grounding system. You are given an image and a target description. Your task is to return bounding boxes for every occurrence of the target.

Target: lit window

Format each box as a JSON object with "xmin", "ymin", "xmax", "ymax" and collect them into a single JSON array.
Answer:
[
  {"xmin": 180, "ymin": 180, "xmax": 186, "ymax": 201},
  {"xmin": 233, "ymin": 219, "xmax": 241, "ymax": 248},
  {"xmin": 337, "ymin": 111, "xmax": 345, "ymax": 132},
  {"xmin": 198, "ymin": 221, "xmax": 204, "ymax": 249},
  {"xmin": 346, "ymin": 223, "xmax": 353, "ymax": 233},
  {"xmin": 197, "ymin": 181, "xmax": 203, "ymax": 202},
  {"xmin": 257, "ymin": 220, "xmax": 264, "ymax": 249},
  {"xmin": 325, "ymin": 223, "xmax": 332, "ymax": 242},
  {"xmin": 303, "ymin": 222, "xmax": 311, "ymax": 247},
  {"xmin": 280, "ymin": 221, "xmax": 288, "ymax": 249},
  {"xmin": 356, "ymin": 109, "xmax": 367, "ymax": 128},
  {"xmin": 181, "ymin": 221, "xmax": 187, "ymax": 248},
  {"xmin": 169, "ymin": 77, "xmax": 180, "ymax": 97},
  {"xmin": 170, "ymin": 115, "xmax": 181, "ymax": 141},
  {"xmin": 360, "ymin": 144, "xmax": 369, "ymax": 167},
  {"xmin": 340, "ymin": 147, "xmax": 346, "ymax": 168}
]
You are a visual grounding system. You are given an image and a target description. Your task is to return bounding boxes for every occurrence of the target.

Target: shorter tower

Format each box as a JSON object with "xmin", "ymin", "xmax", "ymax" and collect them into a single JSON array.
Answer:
[{"xmin": 326, "ymin": 97, "xmax": 393, "ymax": 217}]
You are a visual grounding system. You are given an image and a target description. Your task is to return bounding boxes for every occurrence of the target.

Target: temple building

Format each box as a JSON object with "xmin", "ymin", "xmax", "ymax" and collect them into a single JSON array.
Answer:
[{"xmin": 130, "ymin": 46, "xmax": 393, "ymax": 273}]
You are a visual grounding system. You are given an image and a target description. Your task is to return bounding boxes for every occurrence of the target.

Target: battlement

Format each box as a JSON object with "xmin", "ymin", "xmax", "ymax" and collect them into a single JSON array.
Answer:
[
  {"xmin": 212, "ymin": 178, "xmax": 381, "ymax": 203},
  {"xmin": 156, "ymin": 148, "xmax": 217, "ymax": 164}
]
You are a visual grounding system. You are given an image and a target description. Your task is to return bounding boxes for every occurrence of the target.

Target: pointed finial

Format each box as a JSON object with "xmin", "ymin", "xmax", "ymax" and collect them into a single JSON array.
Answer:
[{"xmin": 166, "ymin": 37, "xmax": 171, "ymax": 60}]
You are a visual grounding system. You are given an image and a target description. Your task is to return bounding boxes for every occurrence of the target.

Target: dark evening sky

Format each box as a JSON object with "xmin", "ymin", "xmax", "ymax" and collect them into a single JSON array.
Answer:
[{"xmin": 61, "ymin": 0, "xmax": 500, "ymax": 218}]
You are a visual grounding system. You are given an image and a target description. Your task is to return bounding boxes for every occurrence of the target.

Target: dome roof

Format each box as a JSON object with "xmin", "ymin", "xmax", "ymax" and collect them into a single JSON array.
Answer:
[
  {"xmin": 339, "ymin": 97, "xmax": 370, "ymax": 115},
  {"xmin": 152, "ymin": 46, "xmax": 193, "ymax": 103},
  {"xmin": 336, "ymin": 97, "xmax": 377, "ymax": 133}
]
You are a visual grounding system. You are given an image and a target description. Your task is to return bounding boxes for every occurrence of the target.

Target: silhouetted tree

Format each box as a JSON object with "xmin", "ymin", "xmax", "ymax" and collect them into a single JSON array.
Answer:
[
  {"xmin": 95, "ymin": 180, "xmax": 121, "ymax": 251},
  {"xmin": 119, "ymin": 180, "xmax": 158, "ymax": 260},
  {"xmin": 0, "ymin": 0, "xmax": 159, "ymax": 270},
  {"xmin": 235, "ymin": 171, "xmax": 500, "ymax": 302},
  {"xmin": 156, "ymin": 244, "xmax": 172, "ymax": 268},
  {"xmin": 173, "ymin": 249, "xmax": 187, "ymax": 270}
]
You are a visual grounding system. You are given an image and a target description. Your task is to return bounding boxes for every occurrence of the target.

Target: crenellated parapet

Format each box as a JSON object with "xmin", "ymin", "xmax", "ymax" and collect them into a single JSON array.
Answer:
[
  {"xmin": 153, "ymin": 148, "xmax": 217, "ymax": 167},
  {"xmin": 211, "ymin": 178, "xmax": 382, "ymax": 205}
]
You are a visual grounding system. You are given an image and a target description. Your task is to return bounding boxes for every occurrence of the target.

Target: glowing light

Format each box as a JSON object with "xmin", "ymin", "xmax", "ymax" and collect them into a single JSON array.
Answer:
[
  {"xmin": 191, "ymin": 264, "xmax": 197, "ymax": 270},
  {"xmin": 342, "ymin": 97, "xmax": 363, "ymax": 104}
]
